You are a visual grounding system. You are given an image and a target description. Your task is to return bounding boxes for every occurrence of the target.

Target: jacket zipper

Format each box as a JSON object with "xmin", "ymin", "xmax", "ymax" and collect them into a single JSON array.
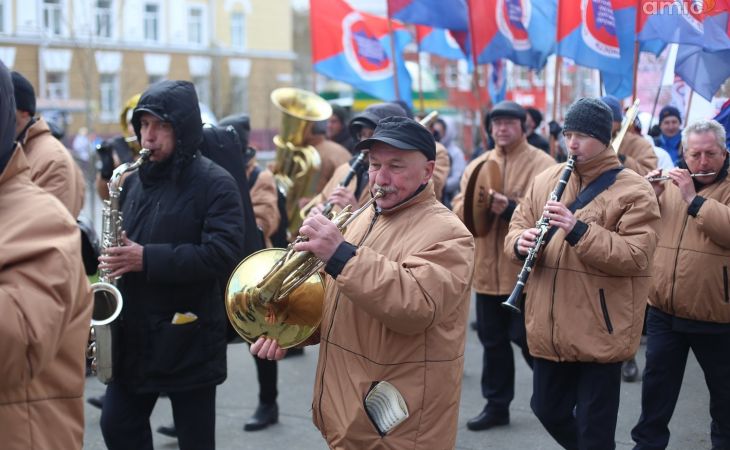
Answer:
[
  {"xmin": 549, "ymin": 174, "xmax": 579, "ymax": 360},
  {"xmin": 669, "ymin": 214, "xmax": 690, "ymax": 314},
  {"xmin": 599, "ymin": 289, "xmax": 614, "ymax": 334},
  {"xmin": 317, "ymin": 210, "xmax": 380, "ymax": 434},
  {"xmin": 724, "ymin": 266, "xmax": 729, "ymax": 304}
]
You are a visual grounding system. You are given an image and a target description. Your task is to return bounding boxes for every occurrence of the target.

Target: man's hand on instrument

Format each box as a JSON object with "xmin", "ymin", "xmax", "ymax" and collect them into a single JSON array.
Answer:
[
  {"xmin": 98, "ymin": 231, "xmax": 144, "ymax": 278},
  {"xmin": 327, "ymin": 186, "xmax": 357, "ymax": 210},
  {"xmin": 490, "ymin": 190, "xmax": 509, "ymax": 215},
  {"xmin": 306, "ymin": 203, "xmax": 324, "ymax": 218},
  {"xmin": 544, "ymin": 200, "xmax": 577, "ymax": 234},
  {"xmin": 294, "ymin": 214, "xmax": 344, "ymax": 263},
  {"xmin": 667, "ymin": 168, "xmax": 697, "ymax": 204},
  {"xmin": 517, "ymin": 228, "xmax": 540, "ymax": 256},
  {"xmin": 250, "ymin": 336, "xmax": 287, "ymax": 360},
  {"xmin": 646, "ymin": 169, "xmax": 666, "ymax": 197}
]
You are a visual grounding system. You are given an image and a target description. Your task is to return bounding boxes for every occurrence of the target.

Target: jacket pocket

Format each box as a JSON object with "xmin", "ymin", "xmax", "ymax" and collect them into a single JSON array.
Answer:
[
  {"xmin": 145, "ymin": 318, "xmax": 206, "ymax": 377},
  {"xmin": 599, "ymin": 289, "xmax": 614, "ymax": 334},
  {"xmin": 724, "ymin": 266, "xmax": 729, "ymax": 304}
]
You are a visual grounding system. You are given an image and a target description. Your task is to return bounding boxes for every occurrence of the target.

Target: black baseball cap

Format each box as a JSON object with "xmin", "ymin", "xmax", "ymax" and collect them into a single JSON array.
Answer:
[{"xmin": 354, "ymin": 116, "xmax": 436, "ymax": 161}]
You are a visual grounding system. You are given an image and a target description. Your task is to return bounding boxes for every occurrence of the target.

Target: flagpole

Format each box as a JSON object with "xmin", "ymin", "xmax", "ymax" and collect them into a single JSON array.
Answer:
[
  {"xmin": 550, "ymin": 55, "xmax": 562, "ymax": 160},
  {"xmin": 386, "ymin": 9, "xmax": 402, "ymax": 102},
  {"xmin": 685, "ymin": 88, "xmax": 694, "ymax": 123},
  {"xmin": 599, "ymin": 70, "xmax": 604, "ymax": 97},
  {"xmin": 415, "ymin": 28, "xmax": 426, "ymax": 114},
  {"xmin": 466, "ymin": 4, "xmax": 489, "ymax": 150},
  {"xmin": 648, "ymin": 46, "xmax": 673, "ymax": 132}
]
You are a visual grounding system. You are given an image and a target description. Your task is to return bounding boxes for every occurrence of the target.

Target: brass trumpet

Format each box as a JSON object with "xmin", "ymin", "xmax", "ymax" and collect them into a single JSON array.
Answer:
[{"xmin": 225, "ymin": 189, "xmax": 385, "ymax": 348}]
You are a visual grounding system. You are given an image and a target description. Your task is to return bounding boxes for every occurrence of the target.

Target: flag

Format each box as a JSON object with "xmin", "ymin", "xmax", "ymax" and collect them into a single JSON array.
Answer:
[
  {"xmin": 311, "ymin": 0, "xmax": 413, "ymax": 105},
  {"xmin": 467, "ymin": 0, "xmax": 557, "ymax": 70},
  {"xmin": 415, "ymin": 26, "xmax": 467, "ymax": 60},
  {"xmin": 557, "ymin": 0, "xmax": 637, "ymax": 98},
  {"xmin": 488, "ymin": 60, "xmax": 508, "ymax": 104},
  {"xmin": 714, "ymin": 99, "xmax": 730, "ymax": 149},
  {"xmin": 387, "ymin": 0, "xmax": 469, "ymax": 30},
  {"xmin": 638, "ymin": 0, "xmax": 730, "ymax": 51},
  {"xmin": 674, "ymin": 44, "xmax": 730, "ymax": 100}
]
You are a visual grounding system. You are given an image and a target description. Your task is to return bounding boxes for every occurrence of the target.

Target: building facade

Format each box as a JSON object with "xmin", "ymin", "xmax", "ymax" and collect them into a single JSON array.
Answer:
[{"xmin": 0, "ymin": 0, "xmax": 295, "ymax": 146}]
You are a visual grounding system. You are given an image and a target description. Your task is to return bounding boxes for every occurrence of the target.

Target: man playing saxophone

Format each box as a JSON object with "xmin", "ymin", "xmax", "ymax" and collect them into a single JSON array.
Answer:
[
  {"xmin": 97, "ymin": 80, "xmax": 246, "ymax": 450},
  {"xmin": 505, "ymin": 98, "xmax": 661, "ymax": 449},
  {"xmin": 252, "ymin": 116, "xmax": 475, "ymax": 449}
]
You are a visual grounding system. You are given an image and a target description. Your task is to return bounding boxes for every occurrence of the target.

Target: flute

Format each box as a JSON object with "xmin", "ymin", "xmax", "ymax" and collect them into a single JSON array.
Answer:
[{"xmin": 647, "ymin": 172, "xmax": 716, "ymax": 182}]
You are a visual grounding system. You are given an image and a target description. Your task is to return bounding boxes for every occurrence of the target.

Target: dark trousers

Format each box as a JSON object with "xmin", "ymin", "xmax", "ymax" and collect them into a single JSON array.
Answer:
[
  {"xmin": 253, "ymin": 351, "xmax": 278, "ymax": 404},
  {"xmin": 100, "ymin": 382, "xmax": 216, "ymax": 450},
  {"xmin": 632, "ymin": 307, "xmax": 730, "ymax": 450},
  {"xmin": 475, "ymin": 293, "xmax": 533, "ymax": 414},
  {"xmin": 531, "ymin": 358, "xmax": 622, "ymax": 450}
]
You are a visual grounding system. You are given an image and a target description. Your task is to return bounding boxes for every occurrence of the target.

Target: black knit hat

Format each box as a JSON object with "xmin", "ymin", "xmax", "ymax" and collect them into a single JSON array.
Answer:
[
  {"xmin": 11, "ymin": 71, "xmax": 36, "ymax": 116},
  {"xmin": 563, "ymin": 98, "xmax": 613, "ymax": 146},
  {"xmin": 486, "ymin": 101, "xmax": 526, "ymax": 129},
  {"xmin": 355, "ymin": 116, "xmax": 436, "ymax": 161},
  {"xmin": 659, "ymin": 105, "xmax": 682, "ymax": 125}
]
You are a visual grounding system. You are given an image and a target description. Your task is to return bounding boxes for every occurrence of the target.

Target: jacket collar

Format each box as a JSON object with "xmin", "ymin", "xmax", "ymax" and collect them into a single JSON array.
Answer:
[
  {"xmin": 19, "ymin": 117, "xmax": 50, "ymax": 149},
  {"xmin": 375, "ymin": 180, "xmax": 435, "ymax": 216},
  {"xmin": 494, "ymin": 136, "xmax": 529, "ymax": 159},
  {"xmin": 574, "ymin": 146, "xmax": 622, "ymax": 184}
]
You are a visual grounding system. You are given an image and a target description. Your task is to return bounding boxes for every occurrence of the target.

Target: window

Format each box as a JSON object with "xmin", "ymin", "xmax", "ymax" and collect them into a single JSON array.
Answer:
[
  {"xmin": 0, "ymin": 1, "xmax": 5, "ymax": 33},
  {"xmin": 45, "ymin": 72, "xmax": 68, "ymax": 99},
  {"xmin": 144, "ymin": 3, "xmax": 159, "ymax": 42},
  {"xmin": 43, "ymin": 0, "xmax": 63, "ymax": 36},
  {"xmin": 96, "ymin": 0, "xmax": 112, "ymax": 38},
  {"xmin": 192, "ymin": 75, "xmax": 210, "ymax": 106},
  {"xmin": 231, "ymin": 12, "xmax": 245, "ymax": 48},
  {"xmin": 99, "ymin": 74, "xmax": 119, "ymax": 122},
  {"xmin": 230, "ymin": 76, "xmax": 248, "ymax": 113},
  {"xmin": 188, "ymin": 7, "xmax": 203, "ymax": 45}
]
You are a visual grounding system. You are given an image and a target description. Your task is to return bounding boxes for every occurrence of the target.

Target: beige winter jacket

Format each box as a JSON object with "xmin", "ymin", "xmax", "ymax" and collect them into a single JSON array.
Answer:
[
  {"xmin": 21, "ymin": 117, "xmax": 85, "ymax": 217},
  {"xmin": 505, "ymin": 147, "xmax": 660, "ymax": 363},
  {"xmin": 650, "ymin": 170, "xmax": 730, "ymax": 323},
  {"xmin": 619, "ymin": 131, "xmax": 657, "ymax": 176},
  {"xmin": 312, "ymin": 182, "xmax": 475, "ymax": 449},
  {"xmin": 0, "ymin": 147, "xmax": 92, "ymax": 449},
  {"xmin": 452, "ymin": 138, "xmax": 555, "ymax": 295},
  {"xmin": 247, "ymin": 158, "xmax": 281, "ymax": 248}
]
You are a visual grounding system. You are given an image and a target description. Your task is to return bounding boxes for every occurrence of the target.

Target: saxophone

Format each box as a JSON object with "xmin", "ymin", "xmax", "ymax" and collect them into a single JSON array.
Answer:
[{"xmin": 87, "ymin": 148, "xmax": 150, "ymax": 384}]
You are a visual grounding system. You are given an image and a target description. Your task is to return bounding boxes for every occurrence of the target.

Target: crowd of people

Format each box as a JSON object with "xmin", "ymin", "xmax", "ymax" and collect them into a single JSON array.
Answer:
[{"xmin": 1, "ymin": 56, "xmax": 728, "ymax": 450}]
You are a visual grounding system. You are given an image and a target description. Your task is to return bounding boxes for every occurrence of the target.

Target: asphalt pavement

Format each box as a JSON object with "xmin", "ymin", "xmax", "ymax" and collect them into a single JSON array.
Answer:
[{"xmin": 82, "ymin": 295, "xmax": 712, "ymax": 450}]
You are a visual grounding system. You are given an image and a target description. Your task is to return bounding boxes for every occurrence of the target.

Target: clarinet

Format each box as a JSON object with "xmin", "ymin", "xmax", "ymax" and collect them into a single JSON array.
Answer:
[{"xmin": 502, "ymin": 155, "xmax": 576, "ymax": 313}]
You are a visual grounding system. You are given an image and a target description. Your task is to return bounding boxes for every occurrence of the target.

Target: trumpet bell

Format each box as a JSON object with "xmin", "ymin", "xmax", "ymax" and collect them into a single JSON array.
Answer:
[{"xmin": 225, "ymin": 248, "xmax": 324, "ymax": 348}]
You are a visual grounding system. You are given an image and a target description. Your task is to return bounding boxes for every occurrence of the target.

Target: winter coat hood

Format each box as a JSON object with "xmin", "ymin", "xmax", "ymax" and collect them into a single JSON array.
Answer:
[{"xmin": 131, "ymin": 80, "xmax": 203, "ymax": 179}]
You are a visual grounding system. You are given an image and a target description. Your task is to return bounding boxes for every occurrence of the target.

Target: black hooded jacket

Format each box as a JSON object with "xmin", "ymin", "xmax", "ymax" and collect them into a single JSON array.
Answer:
[
  {"xmin": 118, "ymin": 81, "xmax": 246, "ymax": 392},
  {"xmin": 0, "ymin": 62, "xmax": 15, "ymax": 174}
]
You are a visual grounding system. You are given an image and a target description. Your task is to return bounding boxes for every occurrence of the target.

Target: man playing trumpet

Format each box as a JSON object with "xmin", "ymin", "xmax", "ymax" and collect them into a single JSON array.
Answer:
[{"xmin": 252, "ymin": 116, "xmax": 475, "ymax": 449}]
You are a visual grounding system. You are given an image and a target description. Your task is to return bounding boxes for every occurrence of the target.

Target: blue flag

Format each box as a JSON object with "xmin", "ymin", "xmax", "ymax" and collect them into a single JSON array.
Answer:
[
  {"xmin": 387, "ymin": 0, "xmax": 469, "ymax": 31},
  {"xmin": 675, "ymin": 44, "xmax": 730, "ymax": 101}
]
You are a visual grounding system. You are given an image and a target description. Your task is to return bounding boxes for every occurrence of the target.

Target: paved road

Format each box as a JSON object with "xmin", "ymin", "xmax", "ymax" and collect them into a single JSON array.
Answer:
[{"xmin": 83, "ymin": 296, "xmax": 711, "ymax": 450}]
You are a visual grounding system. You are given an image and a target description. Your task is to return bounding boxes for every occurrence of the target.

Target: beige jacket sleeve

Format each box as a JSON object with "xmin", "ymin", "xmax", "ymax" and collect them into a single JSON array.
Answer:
[
  {"xmin": 693, "ymin": 197, "xmax": 730, "ymax": 248},
  {"xmin": 432, "ymin": 142, "xmax": 450, "ymax": 201},
  {"xmin": 620, "ymin": 134, "xmax": 657, "ymax": 176},
  {"xmin": 250, "ymin": 169, "xmax": 281, "ymax": 239}
]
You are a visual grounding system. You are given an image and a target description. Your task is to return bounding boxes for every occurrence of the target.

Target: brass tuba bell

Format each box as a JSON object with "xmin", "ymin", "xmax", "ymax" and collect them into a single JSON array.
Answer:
[
  {"xmin": 225, "ymin": 190, "xmax": 384, "ymax": 348},
  {"xmin": 270, "ymin": 88, "xmax": 332, "ymax": 238}
]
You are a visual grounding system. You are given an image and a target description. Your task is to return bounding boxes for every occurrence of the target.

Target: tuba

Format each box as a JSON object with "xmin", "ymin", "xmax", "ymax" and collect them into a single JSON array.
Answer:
[
  {"xmin": 270, "ymin": 88, "xmax": 332, "ymax": 239},
  {"xmin": 87, "ymin": 148, "xmax": 150, "ymax": 383},
  {"xmin": 225, "ymin": 190, "xmax": 384, "ymax": 348}
]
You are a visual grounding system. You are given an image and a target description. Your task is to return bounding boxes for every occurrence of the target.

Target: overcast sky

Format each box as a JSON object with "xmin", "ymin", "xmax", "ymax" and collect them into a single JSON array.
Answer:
[{"xmin": 291, "ymin": 0, "xmax": 387, "ymax": 14}]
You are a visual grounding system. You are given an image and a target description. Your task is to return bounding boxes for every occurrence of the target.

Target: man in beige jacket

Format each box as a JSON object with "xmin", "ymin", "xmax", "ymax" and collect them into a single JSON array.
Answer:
[
  {"xmin": 452, "ymin": 101, "xmax": 555, "ymax": 431},
  {"xmin": 12, "ymin": 70, "xmax": 85, "ymax": 217},
  {"xmin": 632, "ymin": 119, "xmax": 730, "ymax": 450},
  {"xmin": 0, "ymin": 61, "xmax": 92, "ymax": 450},
  {"xmin": 253, "ymin": 116, "xmax": 475, "ymax": 449},
  {"xmin": 506, "ymin": 98, "xmax": 661, "ymax": 449}
]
